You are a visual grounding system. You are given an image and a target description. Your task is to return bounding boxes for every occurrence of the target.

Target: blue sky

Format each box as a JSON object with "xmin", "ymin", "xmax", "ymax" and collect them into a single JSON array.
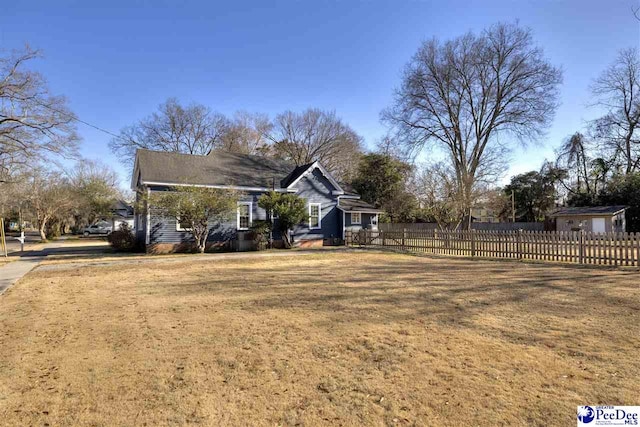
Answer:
[{"xmin": 1, "ymin": 0, "xmax": 639, "ymax": 189}]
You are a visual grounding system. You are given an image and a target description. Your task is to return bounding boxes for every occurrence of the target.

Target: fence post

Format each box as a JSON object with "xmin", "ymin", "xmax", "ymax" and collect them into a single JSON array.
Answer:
[
  {"xmin": 579, "ymin": 230, "xmax": 585, "ymax": 264},
  {"xmin": 402, "ymin": 228, "xmax": 406, "ymax": 250},
  {"xmin": 470, "ymin": 229, "xmax": 476, "ymax": 257},
  {"xmin": 517, "ymin": 229, "xmax": 523, "ymax": 260}
]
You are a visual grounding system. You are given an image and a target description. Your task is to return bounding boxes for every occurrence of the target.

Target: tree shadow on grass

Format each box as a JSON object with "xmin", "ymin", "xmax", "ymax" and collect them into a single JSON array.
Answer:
[{"xmin": 139, "ymin": 257, "xmax": 639, "ymax": 344}]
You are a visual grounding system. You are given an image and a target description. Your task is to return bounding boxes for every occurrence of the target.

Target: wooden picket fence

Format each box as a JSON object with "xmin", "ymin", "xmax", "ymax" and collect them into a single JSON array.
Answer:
[{"xmin": 345, "ymin": 229, "xmax": 640, "ymax": 267}]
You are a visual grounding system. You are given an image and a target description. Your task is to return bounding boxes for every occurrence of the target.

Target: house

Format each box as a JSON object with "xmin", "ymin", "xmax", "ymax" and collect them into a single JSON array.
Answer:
[
  {"xmin": 550, "ymin": 206, "xmax": 627, "ymax": 233},
  {"xmin": 471, "ymin": 206, "xmax": 499, "ymax": 223},
  {"xmin": 110, "ymin": 200, "xmax": 134, "ymax": 231},
  {"xmin": 131, "ymin": 149, "xmax": 382, "ymax": 252}
]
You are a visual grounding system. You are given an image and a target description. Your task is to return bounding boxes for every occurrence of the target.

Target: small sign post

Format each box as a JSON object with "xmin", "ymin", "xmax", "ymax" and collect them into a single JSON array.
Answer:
[{"xmin": 0, "ymin": 218, "xmax": 7, "ymax": 257}]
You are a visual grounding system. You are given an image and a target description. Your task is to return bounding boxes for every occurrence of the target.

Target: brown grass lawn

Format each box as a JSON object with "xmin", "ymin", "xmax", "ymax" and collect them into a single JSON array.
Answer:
[{"xmin": 0, "ymin": 252, "xmax": 638, "ymax": 426}]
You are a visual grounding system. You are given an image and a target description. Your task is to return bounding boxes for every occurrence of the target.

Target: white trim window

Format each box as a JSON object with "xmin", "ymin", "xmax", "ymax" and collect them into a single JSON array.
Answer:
[
  {"xmin": 176, "ymin": 216, "xmax": 189, "ymax": 231},
  {"xmin": 309, "ymin": 203, "xmax": 321, "ymax": 229},
  {"xmin": 351, "ymin": 212, "xmax": 361, "ymax": 225},
  {"xmin": 237, "ymin": 202, "xmax": 252, "ymax": 230}
]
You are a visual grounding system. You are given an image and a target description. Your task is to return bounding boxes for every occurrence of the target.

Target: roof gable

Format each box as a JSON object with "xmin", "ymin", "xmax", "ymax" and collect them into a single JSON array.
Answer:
[{"xmin": 281, "ymin": 161, "xmax": 344, "ymax": 194}]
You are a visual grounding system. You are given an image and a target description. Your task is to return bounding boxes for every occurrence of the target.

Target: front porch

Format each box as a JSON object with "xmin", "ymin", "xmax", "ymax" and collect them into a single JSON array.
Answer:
[{"xmin": 337, "ymin": 198, "xmax": 383, "ymax": 241}]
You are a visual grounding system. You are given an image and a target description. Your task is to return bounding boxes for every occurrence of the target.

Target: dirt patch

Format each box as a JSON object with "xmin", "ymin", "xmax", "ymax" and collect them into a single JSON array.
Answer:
[{"xmin": 0, "ymin": 252, "xmax": 638, "ymax": 426}]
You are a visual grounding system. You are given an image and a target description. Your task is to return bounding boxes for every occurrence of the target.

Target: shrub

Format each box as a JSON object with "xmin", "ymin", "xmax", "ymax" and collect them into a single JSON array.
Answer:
[
  {"xmin": 108, "ymin": 223, "xmax": 137, "ymax": 251},
  {"xmin": 249, "ymin": 220, "xmax": 272, "ymax": 250}
]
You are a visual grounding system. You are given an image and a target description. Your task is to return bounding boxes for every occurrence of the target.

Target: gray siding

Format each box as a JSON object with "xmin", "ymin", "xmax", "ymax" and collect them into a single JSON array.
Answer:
[
  {"xmin": 344, "ymin": 211, "xmax": 377, "ymax": 236},
  {"xmin": 146, "ymin": 187, "xmax": 269, "ymax": 245},
  {"xmin": 290, "ymin": 169, "xmax": 340, "ymax": 241},
  {"xmin": 137, "ymin": 166, "xmax": 348, "ymax": 247}
]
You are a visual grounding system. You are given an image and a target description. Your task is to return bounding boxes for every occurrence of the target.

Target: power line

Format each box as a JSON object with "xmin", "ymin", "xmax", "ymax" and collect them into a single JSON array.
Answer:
[
  {"xmin": 70, "ymin": 114, "xmax": 124, "ymax": 140},
  {"xmin": 34, "ymin": 99, "xmax": 127, "ymax": 141}
]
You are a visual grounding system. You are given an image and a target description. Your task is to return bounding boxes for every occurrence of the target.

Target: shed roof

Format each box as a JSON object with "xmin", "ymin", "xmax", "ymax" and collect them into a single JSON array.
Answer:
[{"xmin": 550, "ymin": 206, "xmax": 627, "ymax": 217}]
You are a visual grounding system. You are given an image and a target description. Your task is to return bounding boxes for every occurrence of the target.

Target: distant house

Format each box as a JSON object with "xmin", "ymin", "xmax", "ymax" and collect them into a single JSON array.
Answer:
[
  {"xmin": 110, "ymin": 200, "xmax": 134, "ymax": 231},
  {"xmin": 550, "ymin": 206, "xmax": 627, "ymax": 233},
  {"xmin": 471, "ymin": 206, "xmax": 499, "ymax": 223},
  {"xmin": 131, "ymin": 149, "xmax": 382, "ymax": 252}
]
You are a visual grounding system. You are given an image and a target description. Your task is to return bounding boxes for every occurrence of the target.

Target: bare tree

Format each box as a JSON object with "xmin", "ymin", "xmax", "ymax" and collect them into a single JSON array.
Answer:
[
  {"xmin": 217, "ymin": 111, "xmax": 272, "ymax": 155},
  {"xmin": 591, "ymin": 48, "xmax": 640, "ymax": 175},
  {"xmin": 375, "ymin": 135, "xmax": 409, "ymax": 160},
  {"xmin": 554, "ymin": 132, "xmax": 612, "ymax": 200},
  {"xmin": 556, "ymin": 132, "xmax": 594, "ymax": 195},
  {"xmin": 23, "ymin": 168, "xmax": 76, "ymax": 240},
  {"xmin": 267, "ymin": 108, "xmax": 364, "ymax": 181},
  {"xmin": 0, "ymin": 46, "xmax": 79, "ymax": 180},
  {"xmin": 412, "ymin": 162, "xmax": 468, "ymax": 230},
  {"xmin": 110, "ymin": 98, "xmax": 227, "ymax": 166},
  {"xmin": 67, "ymin": 160, "xmax": 121, "ymax": 228},
  {"xmin": 384, "ymin": 23, "xmax": 562, "ymax": 226}
]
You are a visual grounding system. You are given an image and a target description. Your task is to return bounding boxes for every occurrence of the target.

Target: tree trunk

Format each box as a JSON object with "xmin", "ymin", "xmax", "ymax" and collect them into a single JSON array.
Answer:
[
  {"xmin": 196, "ymin": 232, "xmax": 207, "ymax": 253},
  {"xmin": 282, "ymin": 229, "xmax": 292, "ymax": 249},
  {"xmin": 39, "ymin": 217, "xmax": 48, "ymax": 241}
]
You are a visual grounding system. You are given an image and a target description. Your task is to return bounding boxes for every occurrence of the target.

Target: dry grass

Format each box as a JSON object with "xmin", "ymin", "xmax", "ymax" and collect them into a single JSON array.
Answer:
[{"xmin": 0, "ymin": 252, "xmax": 638, "ymax": 426}]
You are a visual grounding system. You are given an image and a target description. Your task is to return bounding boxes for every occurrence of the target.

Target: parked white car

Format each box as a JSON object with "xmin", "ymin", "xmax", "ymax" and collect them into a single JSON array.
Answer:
[{"xmin": 82, "ymin": 222, "xmax": 112, "ymax": 236}]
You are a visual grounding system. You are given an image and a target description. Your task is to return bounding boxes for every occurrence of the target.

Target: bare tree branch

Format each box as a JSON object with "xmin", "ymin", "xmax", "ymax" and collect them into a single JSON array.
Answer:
[
  {"xmin": 267, "ymin": 108, "xmax": 364, "ymax": 181},
  {"xmin": 0, "ymin": 45, "xmax": 79, "ymax": 180},
  {"xmin": 383, "ymin": 23, "xmax": 562, "ymax": 226},
  {"xmin": 109, "ymin": 98, "xmax": 227, "ymax": 166},
  {"xmin": 590, "ymin": 48, "xmax": 640, "ymax": 175}
]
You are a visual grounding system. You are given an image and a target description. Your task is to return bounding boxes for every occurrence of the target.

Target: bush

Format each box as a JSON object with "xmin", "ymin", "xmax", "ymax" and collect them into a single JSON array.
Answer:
[
  {"xmin": 107, "ymin": 223, "xmax": 137, "ymax": 251},
  {"xmin": 249, "ymin": 220, "xmax": 271, "ymax": 250}
]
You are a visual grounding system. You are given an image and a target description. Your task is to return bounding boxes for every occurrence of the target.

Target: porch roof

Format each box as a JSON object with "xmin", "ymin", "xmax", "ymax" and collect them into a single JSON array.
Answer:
[{"xmin": 338, "ymin": 198, "xmax": 383, "ymax": 213}]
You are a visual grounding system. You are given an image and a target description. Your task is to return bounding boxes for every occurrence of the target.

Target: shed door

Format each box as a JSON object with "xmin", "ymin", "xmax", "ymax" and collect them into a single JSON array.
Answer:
[{"xmin": 592, "ymin": 217, "xmax": 605, "ymax": 233}]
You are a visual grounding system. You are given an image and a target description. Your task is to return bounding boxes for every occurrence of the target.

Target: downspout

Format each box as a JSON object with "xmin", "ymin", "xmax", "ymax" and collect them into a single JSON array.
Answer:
[
  {"xmin": 145, "ymin": 186, "xmax": 151, "ymax": 246},
  {"xmin": 338, "ymin": 195, "xmax": 345, "ymax": 240}
]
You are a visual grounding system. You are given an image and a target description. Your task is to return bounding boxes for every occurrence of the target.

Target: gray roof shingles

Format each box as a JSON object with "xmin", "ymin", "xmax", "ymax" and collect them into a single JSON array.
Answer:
[
  {"xmin": 135, "ymin": 150, "xmax": 380, "ymax": 212},
  {"xmin": 136, "ymin": 149, "xmax": 297, "ymax": 189},
  {"xmin": 550, "ymin": 205, "xmax": 627, "ymax": 216}
]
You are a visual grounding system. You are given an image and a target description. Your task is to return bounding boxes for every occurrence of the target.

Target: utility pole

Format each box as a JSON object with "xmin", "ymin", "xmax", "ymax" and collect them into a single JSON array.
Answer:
[{"xmin": 511, "ymin": 190, "xmax": 516, "ymax": 223}]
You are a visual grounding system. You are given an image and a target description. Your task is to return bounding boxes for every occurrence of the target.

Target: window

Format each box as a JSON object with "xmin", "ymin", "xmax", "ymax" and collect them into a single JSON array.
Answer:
[
  {"xmin": 309, "ymin": 203, "xmax": 321, "ymax": 229},
  {"xmin": 351, "ymin": 212, "xmax": 361, "ymax": 224},
  {"xmin": 237, "ymin": 202, "xmax": 252, "ymax": 230},
  {"xmin": 176, "ymin": 216, "xmax": 189, "ymax": 231}
]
